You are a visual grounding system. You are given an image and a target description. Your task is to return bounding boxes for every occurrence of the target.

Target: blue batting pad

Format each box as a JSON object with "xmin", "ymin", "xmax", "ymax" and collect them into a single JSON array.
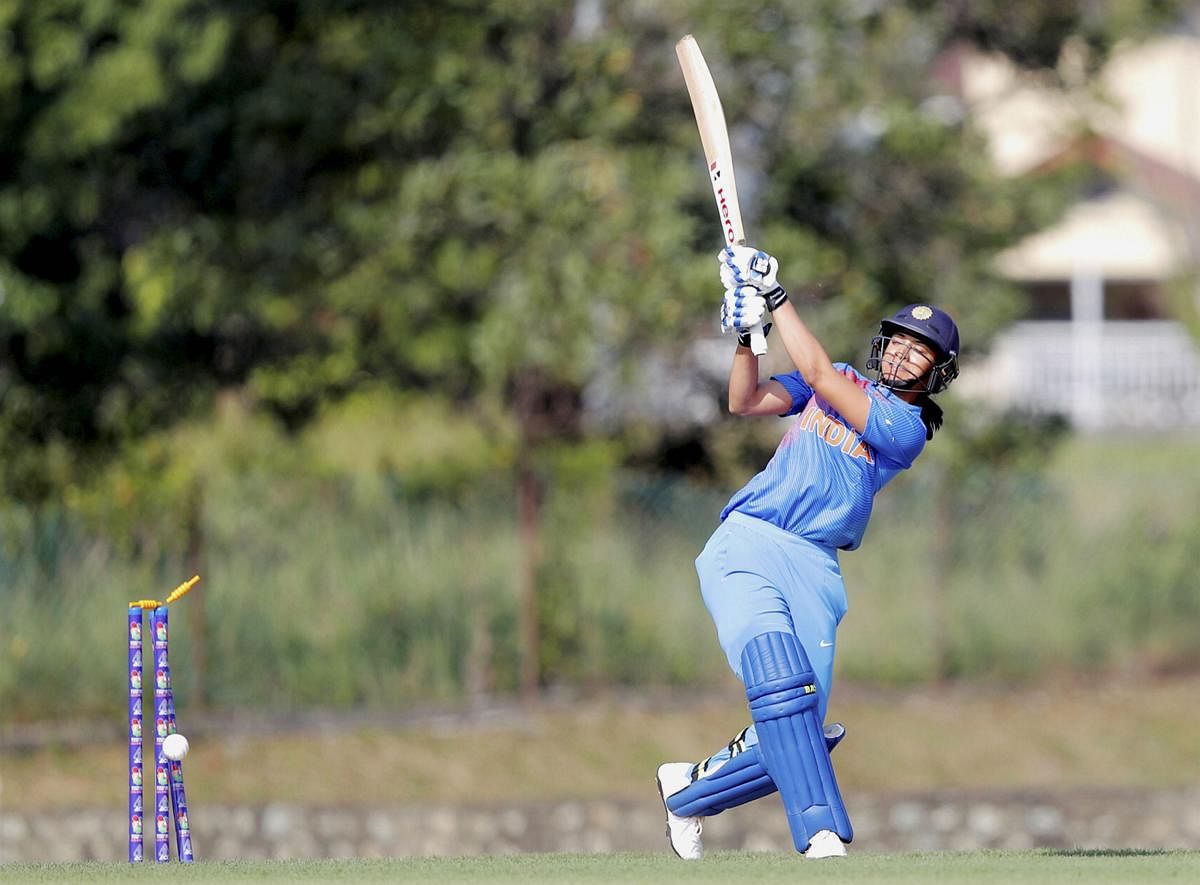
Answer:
[
  {"xmin": 666, "ymin": 746, "xmax": 776, "ymax": 818},
  {"xmin": 742, "ymin": 632, "xmax": 852, "ymax": 851},
  {"xmin": 666, "ymin": 723, "xmax": 847, "ymax": 818}
]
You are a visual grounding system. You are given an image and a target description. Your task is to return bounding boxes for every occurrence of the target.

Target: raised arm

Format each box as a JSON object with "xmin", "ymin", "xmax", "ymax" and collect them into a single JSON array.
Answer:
[
  {"xmin": 769, "ymin": 302, "xmax": 869, "ymax": 433},
  {"xmin": 718, "ymin": 246, "xmax": 870, "ymax": 432},
  {"xmin": 719, "ymin": 271, "xmax": 796, "ymax": 416},
  {"xmin": 727, "ymin": 344, "xmax": 794, "ymax": 416}
]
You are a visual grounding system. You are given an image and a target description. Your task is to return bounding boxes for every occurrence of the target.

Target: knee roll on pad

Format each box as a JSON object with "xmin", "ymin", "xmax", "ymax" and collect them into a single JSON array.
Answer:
[
  {"xmin": 666, "ymin": 746, "xmax": 776, "ymax": 818},
  {"xmin": 741, "ymin": 631, "xmax": 852, "ymax": 850}
]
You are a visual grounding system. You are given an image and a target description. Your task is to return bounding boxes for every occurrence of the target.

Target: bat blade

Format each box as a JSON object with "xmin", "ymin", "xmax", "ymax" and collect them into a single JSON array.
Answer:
[{"xmin": 676, "ymin": 34, "xmax": 767, "ymax": 356}]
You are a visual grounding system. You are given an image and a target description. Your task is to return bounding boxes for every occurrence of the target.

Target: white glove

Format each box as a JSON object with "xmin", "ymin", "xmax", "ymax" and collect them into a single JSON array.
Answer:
[
  {"xmin": 720, "ymin": 285, "xmax": 767, "ymax": 333},
  {"xmin": 717, "ymin": 245, "xmax": 788, "ymax": 310}
]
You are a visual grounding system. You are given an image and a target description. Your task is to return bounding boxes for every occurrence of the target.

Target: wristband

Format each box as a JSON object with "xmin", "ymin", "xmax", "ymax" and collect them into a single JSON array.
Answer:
[{"xmin": 763, "ymin": 287, "xmax": 789, "ymax": 312}]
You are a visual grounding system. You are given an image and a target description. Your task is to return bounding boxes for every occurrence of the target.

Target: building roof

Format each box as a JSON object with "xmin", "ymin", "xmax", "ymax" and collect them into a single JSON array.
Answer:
[
  {"xmin": 960, "ymin": 34, "xmax": 1200, "ymax": 281},
  {"xmin": 1096, "ymin": 34, "xmax": 1200, "ymax": 181},
  {"xmin": 994, "ymin": 190, "xmax": 1188, "ymax": 280},
  {"xmin": 960, "ymin": 34, "xmax": 1200, "ymax": 179}
]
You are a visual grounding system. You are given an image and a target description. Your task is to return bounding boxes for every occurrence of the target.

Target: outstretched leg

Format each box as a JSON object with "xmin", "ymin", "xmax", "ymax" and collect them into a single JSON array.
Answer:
[{"xmin": 657, "ymin": 721, "xmax": 846, "ymax": 859}]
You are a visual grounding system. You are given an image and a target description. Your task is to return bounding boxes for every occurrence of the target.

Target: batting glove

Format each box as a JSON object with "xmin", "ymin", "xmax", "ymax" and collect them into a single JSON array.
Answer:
[
  {"xmin": 721, "ymin": 285, "xmax": 769, "ymax": 334},
  {"xmin": 718, "ymin": 245, "xmax": 789, "ymax": 312}
]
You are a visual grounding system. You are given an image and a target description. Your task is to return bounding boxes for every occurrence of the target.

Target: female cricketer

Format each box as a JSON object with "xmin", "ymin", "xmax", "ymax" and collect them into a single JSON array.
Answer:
[{"xmin": 656, "ymin": 244, "xmax": 961, "ymax": 860}]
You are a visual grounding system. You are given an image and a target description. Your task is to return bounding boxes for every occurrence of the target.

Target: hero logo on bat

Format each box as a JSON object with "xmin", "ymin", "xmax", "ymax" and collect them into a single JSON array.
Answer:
[{"xmin": 709, "ymin": 163, "xmax": 736, "ymax": 244}]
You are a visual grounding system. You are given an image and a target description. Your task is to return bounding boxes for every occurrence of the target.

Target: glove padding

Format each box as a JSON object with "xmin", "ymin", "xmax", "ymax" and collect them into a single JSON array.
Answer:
[
  {"xmin": 718, "ymin": 245, "xmax": 789, "ymax": 311},
  {"xmin": 721, "ymin": 285, "xmax": 767, "ymax": 332},
  {"xmin": 720, "ymin": 285, "xmax": 775, "ymax": 348}
]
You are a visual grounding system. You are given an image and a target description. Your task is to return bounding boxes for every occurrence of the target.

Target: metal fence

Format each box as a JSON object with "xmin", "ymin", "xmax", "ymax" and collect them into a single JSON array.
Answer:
[{"xmin": 962, "ymin": 320, "xmax": 1200, "ymax": 429}]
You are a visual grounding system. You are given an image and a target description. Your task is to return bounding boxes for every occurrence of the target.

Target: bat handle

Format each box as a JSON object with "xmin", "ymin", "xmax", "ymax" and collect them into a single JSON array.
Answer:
[
  {"xmin": 728, "ymin": 240, "xmax": 768, "ymax": 355},
  {"xmin": 748, "ymin": 323, "xmax": 768, "ymax": 356}
]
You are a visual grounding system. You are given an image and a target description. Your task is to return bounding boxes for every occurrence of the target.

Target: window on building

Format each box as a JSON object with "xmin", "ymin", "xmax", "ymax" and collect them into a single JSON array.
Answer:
[
  {"xmin": 1025, "ymin": 282, "xmax": 1071, "ymax": 319},
  {"xmin": 1104, "ymin": 281, "xmax": 1165, "ymax": 320},
  {"xmin": 1023, "ymin": 280, "xmax": 1167, "ymax": 320}
]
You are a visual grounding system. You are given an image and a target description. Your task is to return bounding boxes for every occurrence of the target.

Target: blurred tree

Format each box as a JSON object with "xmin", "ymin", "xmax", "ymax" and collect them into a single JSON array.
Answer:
[
  {"xmin": 0, "ymin": 1, "xmax": 710, "ymax": 470},
  {"xmin": 938, "ymin": 0, "xmax": 1185, "ymax": 74},
  {"xmin": 0, "ymin": 0, "xmax": 711, "ymax": 697}
]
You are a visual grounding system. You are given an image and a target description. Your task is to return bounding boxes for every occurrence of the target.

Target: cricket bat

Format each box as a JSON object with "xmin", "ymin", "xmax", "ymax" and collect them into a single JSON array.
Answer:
[{"xmin": 675, "ymin": 34, "xmax": 768, "ymax": 356}]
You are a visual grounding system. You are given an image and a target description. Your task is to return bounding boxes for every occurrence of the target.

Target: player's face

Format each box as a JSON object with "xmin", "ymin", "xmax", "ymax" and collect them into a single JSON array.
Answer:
[{"xmin": 881, "ymin": 334, "xmax": 936, "ymax": 387}]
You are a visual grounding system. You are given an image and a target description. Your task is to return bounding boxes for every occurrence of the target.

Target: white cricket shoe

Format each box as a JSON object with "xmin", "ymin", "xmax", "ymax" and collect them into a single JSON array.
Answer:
[
  {"xmin": 656, "ymin": 762, "xmax": 703, "ymax": 860},
  {"xmin": 804, "ymin": 828, "xmax": 847, "ymax": 858}
]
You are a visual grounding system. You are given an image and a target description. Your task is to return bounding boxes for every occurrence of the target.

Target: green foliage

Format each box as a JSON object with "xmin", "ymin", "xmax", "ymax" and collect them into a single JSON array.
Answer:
[
  {"xmin": 1164, "ymin": 271, "xmax": 1200, "ymax": 343},
  {"xmin": 302, "ymin": 386, "xmax": 515, "ymax": 501},
  {"xmin": 676, "ymin": 1, "xmax": 1096, "ymax": 362},
  {"xmin": 0, "ymin": 0, "xmax": 711, "ymax": 501},
  {"xmin": 1, "ymin": 0, "xmax": 1190, "ymax": 503},
  {"xmin": 838, "ymin": 434, "xmax": 1200, "ymax": 683},
  {"xmin": 940, "ymin": 0, "xmax": 1187, "ymax": 73},
  {"xmin": 2, "ymin": 432, "xmax": 1199, "ymax": 719},
  {"xmin": 0, "ymin": 473, "xmax": 732, "ymax": 721},
  {"xmin": 1, "ymin": 1, "xmax": 1196, "ymax": 714}
]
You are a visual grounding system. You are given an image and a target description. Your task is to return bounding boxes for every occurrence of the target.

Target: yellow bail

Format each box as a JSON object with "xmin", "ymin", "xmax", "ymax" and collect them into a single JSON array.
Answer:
[{"xmin": 129, "ymin": 575, "xmax": 200, "ymax": 609}]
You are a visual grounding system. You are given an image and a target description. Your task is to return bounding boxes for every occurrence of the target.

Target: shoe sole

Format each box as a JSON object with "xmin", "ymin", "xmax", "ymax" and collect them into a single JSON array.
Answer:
[{"xmin": 655, "ymin": 772, "xmax": 686, "ymax": 859}]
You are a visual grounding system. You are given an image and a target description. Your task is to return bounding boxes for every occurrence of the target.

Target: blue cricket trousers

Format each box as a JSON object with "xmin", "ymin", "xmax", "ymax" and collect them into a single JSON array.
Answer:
[{"xmin": 694, "ymin": 510, "xmax": 848, "ymax": 724}]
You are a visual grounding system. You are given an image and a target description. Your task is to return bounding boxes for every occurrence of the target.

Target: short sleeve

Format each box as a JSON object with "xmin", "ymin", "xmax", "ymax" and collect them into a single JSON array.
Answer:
[
  {"xmin": 769, "ymin": 371, "xmax": 814, "ymax": 417},
  {"xmin": 862, "ymin": 388, "xmax": 927, "ymax": 469}
]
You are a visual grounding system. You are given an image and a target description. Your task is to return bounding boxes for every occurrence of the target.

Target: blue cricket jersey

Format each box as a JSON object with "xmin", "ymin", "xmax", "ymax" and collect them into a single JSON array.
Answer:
[{"xmin": 720, "ymin": 363, "xmax": 928, "ymax": 550}]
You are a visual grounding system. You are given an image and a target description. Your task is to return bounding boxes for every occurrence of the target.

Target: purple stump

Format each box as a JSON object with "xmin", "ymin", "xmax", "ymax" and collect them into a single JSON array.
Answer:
[
  {"xmin": 159, "ymin": 616, "xmax": 195, "ymax": 861},
  {"xmin": 152, "ymin": 607, "xmax": 171, "ymax": 863},
  {"xmin": 128, "ymin": 607, "xmax": 145, "ymax": 863}
]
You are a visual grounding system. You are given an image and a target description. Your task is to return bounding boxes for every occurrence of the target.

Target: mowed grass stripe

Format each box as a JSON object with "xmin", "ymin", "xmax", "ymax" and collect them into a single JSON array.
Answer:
[{"xmin": 4, "ymin": 851, "xmax": 1200, "ymax": 883}]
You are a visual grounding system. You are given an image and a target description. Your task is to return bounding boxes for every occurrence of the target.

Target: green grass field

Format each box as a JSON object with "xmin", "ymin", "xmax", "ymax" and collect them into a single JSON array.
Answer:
[{"xmin": 5, "ymin": 851, "xmax": 1200, "ymax": 883}]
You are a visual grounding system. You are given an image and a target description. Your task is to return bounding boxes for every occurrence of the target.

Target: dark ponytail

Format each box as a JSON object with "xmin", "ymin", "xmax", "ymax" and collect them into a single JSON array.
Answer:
[{"xmin": 918, "ymin": 396, "xmax": 943, "ymax": 440}]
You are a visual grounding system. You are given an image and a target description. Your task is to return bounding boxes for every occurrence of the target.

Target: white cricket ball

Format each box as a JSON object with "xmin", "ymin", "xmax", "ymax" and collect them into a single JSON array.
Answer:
[{"xmin": 163, "ymin": 733, "xmax": 189, "ymax": 761}]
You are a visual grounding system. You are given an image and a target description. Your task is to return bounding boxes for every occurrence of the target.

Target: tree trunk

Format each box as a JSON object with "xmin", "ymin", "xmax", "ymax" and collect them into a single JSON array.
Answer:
[
  {"xmin": 465, "ymin": 597, "xmax": 494, "ymax": 708},
  {"xmin": 185, "ymin": 480, "xmax": 209, "ymax": 710},
  {"xmin": 930, "ymin": 466, "xmax": 954, "ymax": 682},
  {"xmin": 509, "ymin": 367, "xmax": 580, "ymax": 702},
  {"xmin": 517, "ymin": 444, "xmax": 541, "ymax": 701}
]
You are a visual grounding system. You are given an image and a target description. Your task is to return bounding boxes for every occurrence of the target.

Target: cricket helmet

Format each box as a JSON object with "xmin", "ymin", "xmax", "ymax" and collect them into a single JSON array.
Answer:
[{"xmin": 866, "ymin": 304, "xmax": 960, "ymax": 394}]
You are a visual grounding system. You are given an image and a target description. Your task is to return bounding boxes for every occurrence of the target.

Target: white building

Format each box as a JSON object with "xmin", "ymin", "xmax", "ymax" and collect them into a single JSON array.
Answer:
[{"xmin": 955, "ymin": 34, "xmax": 1200, "ymax": 429}]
